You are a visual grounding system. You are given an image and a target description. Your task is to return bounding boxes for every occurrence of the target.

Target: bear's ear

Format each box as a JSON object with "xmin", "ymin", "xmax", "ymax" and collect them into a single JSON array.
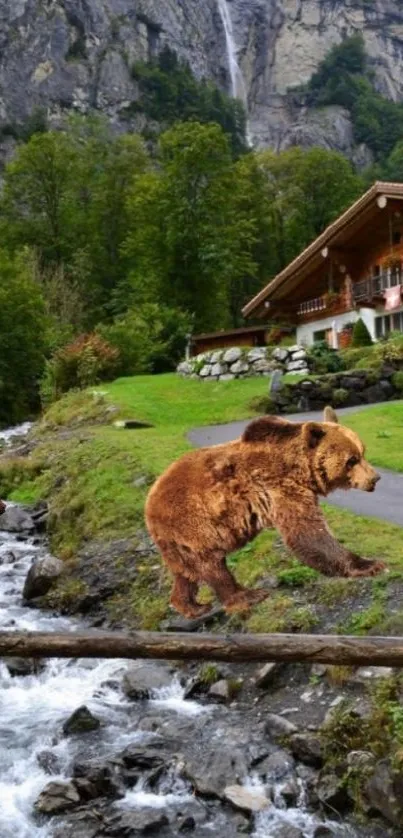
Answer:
[
  {"xmin": 303, "ymin": 422, "xmax": 326, "ymax": 449},
  {"xmin": 242, "ymin": 416, "xmax": 299, "ymax": 444},
  {"xmin": 323, "ymin": 405, "xmax": 339, "ymax": 424}
]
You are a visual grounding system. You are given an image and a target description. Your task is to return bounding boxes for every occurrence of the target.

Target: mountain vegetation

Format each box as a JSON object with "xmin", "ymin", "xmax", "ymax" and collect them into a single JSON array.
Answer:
[{"xmin": 3, "ymin": 36, "xmax": 403, "ymax": 426}]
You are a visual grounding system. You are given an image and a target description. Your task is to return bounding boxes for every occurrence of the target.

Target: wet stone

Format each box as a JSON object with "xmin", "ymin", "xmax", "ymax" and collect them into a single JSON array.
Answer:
[
  {"xmin": 123, "ymin": 661, "xmax": 176, "ymax": 699},
  {"xmin": 34, "ymin": 780, "xmax": 80, "ymax": 814},
  {"xmin": 265, "ymin": 713, "xmax": 298, "ymax": 739},
  {"xmin": 224, "ymin": 784, "xmax": 270, "ymax": 813},
  {"xmin": 63, "ymin": 705, "xmax": 101, "ymax": 736}
]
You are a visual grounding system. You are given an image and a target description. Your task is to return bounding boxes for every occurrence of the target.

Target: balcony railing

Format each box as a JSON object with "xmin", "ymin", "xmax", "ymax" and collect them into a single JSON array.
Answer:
[
  {"xmin": 353, "ymin": 271, "xmax": 401, "ymax": 303},
  {"xmin": 297, "ymin": 296, "xmax": 328, "ymax": 316}
]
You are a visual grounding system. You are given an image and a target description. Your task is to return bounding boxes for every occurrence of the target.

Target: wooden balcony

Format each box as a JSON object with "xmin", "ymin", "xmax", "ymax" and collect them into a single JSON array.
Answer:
[
  {"xmin": 352, "ymin": 272, "xmax": 389, "ymax": 304},
  {"xmin": 295, "ymin": 292, "xmax": 348, "ymax": 322},
  {"xmin": 297, "ymin": 296, "xmax": 327, "ymax": 316},
  {"xmin": 352, "ymin": 269, "xmax": 403, "ymax": 306}
]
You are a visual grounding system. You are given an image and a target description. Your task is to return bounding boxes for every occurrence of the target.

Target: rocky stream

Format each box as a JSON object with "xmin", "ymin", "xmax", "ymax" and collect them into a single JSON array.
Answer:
[{"xmin": 0, "ymin": 424, "xmax": 398, "ymax": 838}]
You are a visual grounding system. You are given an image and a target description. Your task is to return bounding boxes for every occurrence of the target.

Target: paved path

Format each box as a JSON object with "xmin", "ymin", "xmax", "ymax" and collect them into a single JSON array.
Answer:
[{"xmin": 189, "ymin": 404, "xmax": 403, "ymax": 527}]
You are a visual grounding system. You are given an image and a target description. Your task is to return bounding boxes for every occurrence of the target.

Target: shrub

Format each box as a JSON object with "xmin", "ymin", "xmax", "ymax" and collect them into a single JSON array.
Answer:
[
  {"xmin": 332, "ymin": 387, "xmax": 349, "ymax": 405},
  {"xmin": 307, "ymin": 341, "xmax": 345, "ymax": 374},
  {"xmin": 41, "ymin": 333, "xmax": 119, "ymax": 404},
  {"xmin": 351, "ymin": 318, "xmax": 373, "ymax": 347},
  {"xmin": 340, "ymin": 346, "xmax": 374, "ymax": 369},
  {"xmin": 99, "ymin": 304, "xmax": 191, "ymax": 376},
  {"xmin": 392, "ymin": 371, "xmax": 403, "ymax": 393}
]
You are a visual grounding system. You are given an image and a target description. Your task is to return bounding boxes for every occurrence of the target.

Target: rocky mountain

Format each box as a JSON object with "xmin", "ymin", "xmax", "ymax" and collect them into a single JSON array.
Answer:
[{"xmin": 2, "ymin": 1, "xmax": 403, "ymax": 163}]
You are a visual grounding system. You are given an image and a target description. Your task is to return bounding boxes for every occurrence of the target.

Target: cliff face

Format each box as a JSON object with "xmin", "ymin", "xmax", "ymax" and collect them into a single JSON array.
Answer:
[
  {"xmin": 1, "ymin": 0, "xmax": 403, "ymax": 162},
  {"xmin": 231, "ymin": 0, "xmax": 403, "ymax": 160}
]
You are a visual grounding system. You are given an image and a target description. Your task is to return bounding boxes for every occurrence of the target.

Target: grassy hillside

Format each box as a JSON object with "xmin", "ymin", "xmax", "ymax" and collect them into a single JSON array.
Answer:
[{"xmin": 1, "ymin": 374, "xmax": 402, "ymax": 632}]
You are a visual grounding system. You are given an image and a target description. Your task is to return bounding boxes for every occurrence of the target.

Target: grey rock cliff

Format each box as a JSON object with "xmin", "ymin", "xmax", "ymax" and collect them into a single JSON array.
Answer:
[{"xmin": 1, "ymin": 0, "xmax": 403, "ymax": 161}]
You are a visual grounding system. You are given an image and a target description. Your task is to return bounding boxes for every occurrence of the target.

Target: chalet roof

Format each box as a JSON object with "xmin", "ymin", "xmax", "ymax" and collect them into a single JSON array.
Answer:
[
  {"xmin": 242, "ymin": 181, "xmax": 403, "ymax": 318},
  {"xmin": 193, "ymin": 324, "xmax": 268, "ymax": 341}
]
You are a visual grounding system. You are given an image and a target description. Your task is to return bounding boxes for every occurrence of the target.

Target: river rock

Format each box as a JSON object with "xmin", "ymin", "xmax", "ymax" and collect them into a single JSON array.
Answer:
[
  {"xmin": 208, "ymin": 679, "xmax": 232, "ymax": 702},
  {"xmin": 254, "ymin": 662, "xmax": 282, "ymax": 689},
  {"xmin": 276, "ymin": 826, "xmax": 304, "ymax": 838},
  {"xmin": 255, "ymin": 750, "xmax": 295, "ymax": 783},
  {"xmin": 34, "ymin": 781, "xmax": 80, "ymax": 814},
  {"xmin": 0, "ymin": 551, "xmax": 16, "ymax": 565},
  {"xmin": 316, "ymin": 771, "xmax": 351, "ymax": 812},
  {"xmin": 265, "ymin": 713, "xmax": 298, "ymax": 739},
  {"xmin": 224, "ymin": 784, "xmax": 270, "ymax": 813},
  {"xmin": 22, "ymin": 555, "xmax": 64, "ymax": 599},
  {"xmin": 0, "ymin": 506, "xmax": 34, "ymax": 533},
  {"xmin": 183, "ymin": 746, "xmax": 248, "ymax": 797},
  {"xmin": 37, "ymin": 750, "xmax": 63, "ymax": 776},
  {"xmin": 314, "ymin": 827, "xmax": 336, "ymax": 837},
  {"xmin": 211, "ymin": 363, "xmax": 225, "ymax": 376},
  {"xmin": 102, "ymin": 810, "xmax": 169, "ymax": 835},
  {"xmin": 5, "ymin": 656, "xmax": 44, "ymax": 677},
  {"xmin": 123, "ymin": 661, "xmax": 176, "ymax": 699},
  {"xmin": 63, "ymin": 705, "xmax": 101, "ymax": 736},
  {"xmin": 248, "ymin": 348, "xmax": 266, "ymax": 362},
  {"xmin": 289, "ymin": 732, "xmax": 323, "ymax": 767},
  {"xmin": 365, "ymin": 759, "xmax": 403, "ymax": 825},
  {"xmin": 73, "ymin": 756, "xmax": 124, "ymax": 798}
]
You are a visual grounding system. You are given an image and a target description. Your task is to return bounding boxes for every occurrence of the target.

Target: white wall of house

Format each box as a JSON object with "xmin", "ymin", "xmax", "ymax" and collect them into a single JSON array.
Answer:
[{"xmin": 296, "ymin": 307, "xmax": 377, "ymax": 347}]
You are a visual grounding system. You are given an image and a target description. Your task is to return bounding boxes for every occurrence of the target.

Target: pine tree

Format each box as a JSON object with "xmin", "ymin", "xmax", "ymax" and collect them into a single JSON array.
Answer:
[{"xmin": 351, "ymin": 318, "xmax": 373, "ymax": 347}]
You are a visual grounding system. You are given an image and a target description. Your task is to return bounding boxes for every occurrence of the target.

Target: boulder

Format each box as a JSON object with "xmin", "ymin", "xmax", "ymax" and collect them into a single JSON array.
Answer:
[
  {"xmin": 122, "ymin": 662, "xmax": 175, "ymax": 699},
  {"xmin": 183, "ymin": 747, "xmax": 248, "ymax": 797},
  {"xmin": 286, "ymin": 360, "xmax": 308, "ymax": 371},
  {"xmin": 247, "ymin": 348, "xmax": 266, "ymax": 362},
  {"xmin": 230, "ymin": 360, "xmax": 249, "ymax": 375},
  {"xmin": 37, "ymin": 750, "xmax": 63, "ymax": 776},
  {"xmin": 223, "ymin": 347, "xmax": 242, "ymax": 364},
  {"xmin": 272, "ymin": 348, "xmax": 289, "ymax": 362},
  {"xmin": 224, "ymin": 784, "xmax": 270, "ymax": 813},
  {"xmin": 23, "ymin": 555, "xmax": 64, "ymax": 600},
  {"xmin": 208, "ymin": 679, "xmax": 232, "ymax": 703},
  {"xmin": 63, "ymin": 705, "xmax": 101, "ymax": 736},
  {"xmin": 289, "ymin": 733, "xmax": 323, "ymax": 767},
  {"xmin": 5, "ymin": 657, "xmax": 44, "ymax": 677},
  {"xmin": 314, "ymin": 828, "xmax": 336, "ymax": 838},
  {"xmin": 265, "ymin": 713, "xmax": 298, "ymax": 739},
  {"xmin": 211, "ymin": 351, "xmax": 223, "ymax": 363},
  {"xmin": 290, "ymin": 349, "xmax": 307, "ymax": 361},
  {"xmin": 177, "ymin": 361, "xmax": 192, "ymax": 375},
  {"xmin": 255, "ymin": 750, "xmax": 295, "ymax": 782},
  {"xmin": 211, "ymin": 363, "xmax": 225, "ymax": 377},
  {"xmin": 0, "ymin": 551, "xmax": 16, "ymax": 565},
  {"xmin": 276, "ymin": 826, "xmax": 304, "ymax": 838},
  {"xmin": 219, "ymin": 373, "xmax": 235, "ymax": 381},
  {"xmin": 365, "ymin": 759, "xmax": 403, "ymax": 825},
  {"xmin": 102, "ymin": 810, "xmax": 169, "ymax": 835},
  {"xmin": 316, "ymin": 772, "xmax": 351, "ymax": 812},
  {"xmin": 34, "ymin": 781, "xmax": 80, "ymax": 815},
  {"xmin": 253, "ymin": 359, "xmax": 276, "ymax": 373},
  {"xmin": 199, "ymin": 365, "xmax": 212, "ymax": 377},
  {"xmin": 254, "ymin": 662, "xmax": 282, "ymax": 689},
  {"xmin": 0, "ymin": 506, "xmax": 34, "ymax": 533}
]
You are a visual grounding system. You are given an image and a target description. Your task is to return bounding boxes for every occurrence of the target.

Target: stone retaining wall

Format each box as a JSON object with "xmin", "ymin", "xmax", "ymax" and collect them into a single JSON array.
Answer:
[
  {"xmin": 177, "ymin": 345, "xmax": 310, "ymax": 381},
  {"xmin": 271, "ymin": 367, "xmax": 402, "ymax": 413}
]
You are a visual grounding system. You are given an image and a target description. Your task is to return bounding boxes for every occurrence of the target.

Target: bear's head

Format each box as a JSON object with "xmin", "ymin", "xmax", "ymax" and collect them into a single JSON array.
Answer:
[{"xmin": 242, "ymin": 407, "xmax": 380, "ymax": 496}]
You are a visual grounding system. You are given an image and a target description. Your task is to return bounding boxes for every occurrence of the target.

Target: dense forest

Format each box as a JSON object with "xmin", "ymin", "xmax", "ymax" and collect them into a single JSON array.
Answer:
[{"xmin": 2, "ymin": 41, "xmax": 403, "ymax": 426}]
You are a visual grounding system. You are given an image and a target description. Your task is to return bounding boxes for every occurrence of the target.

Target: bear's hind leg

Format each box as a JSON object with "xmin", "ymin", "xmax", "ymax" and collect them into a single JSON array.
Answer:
[
  {"xmin": 202, "ymin": 557, "xmax": 269, "ymax": 613},
  {"xmin": 170, "ymin": 574, "xmax": 211, "ymax": 619}
]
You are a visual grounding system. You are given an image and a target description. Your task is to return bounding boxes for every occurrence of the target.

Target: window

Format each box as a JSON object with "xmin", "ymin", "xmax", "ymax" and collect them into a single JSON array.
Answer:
[
  {"xmin": 313, "ymin": 329, "xmax": 327, "ymax": 343},
  {"xmin": 375, "ymin": 316, "xmax": 383, "ymax": 339},
  {"xmin": 393, "ymin": 312, "xmax": 403, "ymax": 332},
  {"xmin": 393, "ymin": 231, "xmax": 401, "ymax": 245}
]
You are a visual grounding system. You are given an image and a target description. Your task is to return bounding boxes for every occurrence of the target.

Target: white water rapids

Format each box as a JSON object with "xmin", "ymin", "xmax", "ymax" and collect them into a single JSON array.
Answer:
[{"xmin": 0, "ymin": 424, "xmax": 365, "ymax": 838}]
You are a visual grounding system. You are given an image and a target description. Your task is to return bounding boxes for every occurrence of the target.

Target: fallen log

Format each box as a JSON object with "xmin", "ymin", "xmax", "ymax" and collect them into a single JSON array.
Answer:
[{"xmin": 0, "ymin": 630, "xmax": 403, "ymax": 667}]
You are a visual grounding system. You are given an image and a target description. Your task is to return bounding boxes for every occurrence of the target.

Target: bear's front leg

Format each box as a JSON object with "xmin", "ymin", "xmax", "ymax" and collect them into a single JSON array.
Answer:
[{"xmin": 269, "ymin": 490, "xmax": 387, "ymax": 579}]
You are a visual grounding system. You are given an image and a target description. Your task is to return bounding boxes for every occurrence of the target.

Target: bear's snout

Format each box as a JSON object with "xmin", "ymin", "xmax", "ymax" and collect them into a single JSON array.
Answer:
[
  {"xmin": 366, "ymin": 471, "xmax": 381, "ymax": 493},
  {"xmin": 351, "ymin": 462, "xmax": 380, "ymax": 492}
]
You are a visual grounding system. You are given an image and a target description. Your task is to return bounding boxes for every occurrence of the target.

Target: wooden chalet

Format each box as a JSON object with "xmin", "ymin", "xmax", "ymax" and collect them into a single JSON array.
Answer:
[
  {"xmin": 190, "ymin": 325, "xmax": 273, "ymax": 356},
  {"xmin": 242, "ymin": 182, "xmax": 403, "ymax": 347}
]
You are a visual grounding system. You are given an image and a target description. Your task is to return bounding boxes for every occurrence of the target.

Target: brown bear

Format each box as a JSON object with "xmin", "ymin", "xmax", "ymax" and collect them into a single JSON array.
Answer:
[{"xmin": 145, "ymin": 407, "xmax": 385, "ymax": 618}]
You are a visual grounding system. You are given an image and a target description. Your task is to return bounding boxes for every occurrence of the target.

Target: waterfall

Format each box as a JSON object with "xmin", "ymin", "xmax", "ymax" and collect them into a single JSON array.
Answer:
[{"xmin": 217, "ymin": 0, "xmax": 248, "ymax": 108}]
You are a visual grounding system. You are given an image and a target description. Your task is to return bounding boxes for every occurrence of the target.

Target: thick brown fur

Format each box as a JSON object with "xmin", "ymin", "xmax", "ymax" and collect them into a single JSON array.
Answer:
[{"xmin": 145, "ymin": 407, "xmax": 384, "ymax": 618}]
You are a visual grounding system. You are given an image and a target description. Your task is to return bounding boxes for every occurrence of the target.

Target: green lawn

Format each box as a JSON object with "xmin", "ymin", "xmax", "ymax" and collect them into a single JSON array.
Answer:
[
  {"xmin": 341, "ymin": 401, "xmax": 403, "ymax": 472},
  {"xmin": 2, "ymin": 373, "xmax": 403, "ymax": 630}
]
